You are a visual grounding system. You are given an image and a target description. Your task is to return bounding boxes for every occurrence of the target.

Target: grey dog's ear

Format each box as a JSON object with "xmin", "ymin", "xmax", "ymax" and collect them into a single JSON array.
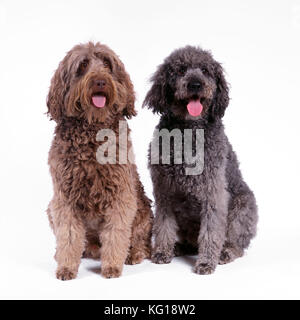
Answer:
[
  {"xmin": 142, "ymin": 65, "xmax": 170, "ymax": 114},
  {"xmin": 211, "ymin": 62, "xmax": 229, "ymax": 119}
]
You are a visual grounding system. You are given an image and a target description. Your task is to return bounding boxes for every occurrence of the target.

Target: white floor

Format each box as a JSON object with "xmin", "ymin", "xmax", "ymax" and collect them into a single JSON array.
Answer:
[{"xmin": 1, "ymin": 224, "xmax": 299, "ymax": 299}]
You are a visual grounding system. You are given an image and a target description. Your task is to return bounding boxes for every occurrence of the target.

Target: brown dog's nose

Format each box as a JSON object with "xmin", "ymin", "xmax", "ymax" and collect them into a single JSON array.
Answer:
[{"xmin": 94, "ymin": 79, "xmax": 106, "ymax": 89}]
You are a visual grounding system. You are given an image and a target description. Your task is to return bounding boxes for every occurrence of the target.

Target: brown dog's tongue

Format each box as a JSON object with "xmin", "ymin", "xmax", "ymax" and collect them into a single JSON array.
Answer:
[
  {"xmin": 187, "ymin": 99, "xmax": 203, "ymax": 117},
  {"xmin": 92, "ymin": 95, "xmax": 106, "ymax": 108}
]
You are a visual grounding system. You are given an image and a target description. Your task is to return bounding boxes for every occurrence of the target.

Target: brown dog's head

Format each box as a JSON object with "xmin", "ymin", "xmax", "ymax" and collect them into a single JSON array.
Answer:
[{"xmin": 47, "ymin": 42, "xmax": 136, "ymax": 124}]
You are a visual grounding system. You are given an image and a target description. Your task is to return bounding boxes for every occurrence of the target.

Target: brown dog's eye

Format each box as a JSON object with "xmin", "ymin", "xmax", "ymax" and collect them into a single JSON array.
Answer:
[
  {"xmin": 103, "ymin": 58, "xmax": 112, "ymax": 72},
  {"xmin": 178, "ymin": 66, "xmax": 187, "ymax": 76},
  {"xmin": 77, "ymin": 59, "xmax": 89, "ymax": 76}
]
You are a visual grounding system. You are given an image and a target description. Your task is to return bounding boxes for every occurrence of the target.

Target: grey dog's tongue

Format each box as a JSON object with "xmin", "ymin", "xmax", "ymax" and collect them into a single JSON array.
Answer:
[
  {"xmin": 187, "ymin": 99, "xmax": 203, "ymax": 116},
  {"xmin": 92, "ymin": 95, "xmax": 106, "ymax": 108}
]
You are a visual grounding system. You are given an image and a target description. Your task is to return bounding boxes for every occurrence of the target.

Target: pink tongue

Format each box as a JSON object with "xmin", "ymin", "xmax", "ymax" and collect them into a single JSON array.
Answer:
[
  {"xmin": 92, "ymin": 95, "xmax": 106, "ymax": 108},
  {"xmin": 187, "ymin": 99, "xmax": 203, "ymax": 117}
]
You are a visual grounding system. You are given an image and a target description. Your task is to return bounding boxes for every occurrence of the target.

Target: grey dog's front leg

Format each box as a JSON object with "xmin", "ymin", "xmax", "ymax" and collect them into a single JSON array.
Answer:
[
  {"xmin": 151, "ymin": 198, "xmax": 178, "ymax": 264},
  {"xmin": 194, "ymin": 188, "xmax": 229, "ymax": 275}
]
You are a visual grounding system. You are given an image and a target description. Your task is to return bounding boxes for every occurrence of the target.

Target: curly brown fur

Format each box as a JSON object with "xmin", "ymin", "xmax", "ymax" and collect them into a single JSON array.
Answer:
[
  {"xmin": 143, "ymin": 46, "xmax": 258, "ymax": 274},
  {"xmin": 46, "ymin": 42, "xmax": 153, "ymax": 280}
]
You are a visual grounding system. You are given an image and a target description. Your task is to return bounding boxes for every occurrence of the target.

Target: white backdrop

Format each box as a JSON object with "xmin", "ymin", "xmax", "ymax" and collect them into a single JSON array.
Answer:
[{"xmin": 0, "ymin": 0, "xmax": 300, "ymax": 299}]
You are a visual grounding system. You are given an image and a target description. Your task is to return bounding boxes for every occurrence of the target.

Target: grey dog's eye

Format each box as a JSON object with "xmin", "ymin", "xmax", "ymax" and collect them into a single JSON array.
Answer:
[
  {"xmin": 178, "ymin": 66, "xmax": 187, "ymax": 76},
  {"xmin": 201, "ymin": 67, "xmax": 209, "ymax": 75}
]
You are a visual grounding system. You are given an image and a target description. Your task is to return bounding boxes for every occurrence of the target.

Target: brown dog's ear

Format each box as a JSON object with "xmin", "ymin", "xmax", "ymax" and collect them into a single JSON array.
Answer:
[
  {"xmin": 111, "ymin": 55, "xmax": 137, "ymax": 119},
  {"xmin": 211, "ymin": 62, "xmax": 229, "ymax": 119},
  {"xmin": 46, "ymin": 59, "xmax": 69, "ymax": 122},
  {"xmin": 122, "ymin": 71, "xmax": 137, "ymax": 119},
  {"xmin": 142, "ymin": 65, "xmax": 169, "ymax": 114}
]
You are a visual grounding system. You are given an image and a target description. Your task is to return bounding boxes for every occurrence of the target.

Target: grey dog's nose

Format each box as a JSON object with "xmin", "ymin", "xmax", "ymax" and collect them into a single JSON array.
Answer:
[
  {"xmin": 187, "ymin": 81, "xmax": 202, "ymax": 92},
  {"xmin": 95, "ymin": 79, "xmax": 106, "ymax": 88}
]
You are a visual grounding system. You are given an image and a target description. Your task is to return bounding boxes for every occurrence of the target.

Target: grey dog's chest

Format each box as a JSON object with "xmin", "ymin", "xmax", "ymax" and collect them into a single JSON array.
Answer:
[
  {"xmin": 151, "ymin": 128, "xmax": 226, "ymax": 182},
  {"xmin": 149, "ymin": 118, "xmax": 228, "ymax": 206}
]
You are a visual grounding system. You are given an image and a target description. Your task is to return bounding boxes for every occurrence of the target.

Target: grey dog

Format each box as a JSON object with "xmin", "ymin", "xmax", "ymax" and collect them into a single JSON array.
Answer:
[{"xmin": 143, "ymin": 46, "xmax": 258, "ymax": 274}]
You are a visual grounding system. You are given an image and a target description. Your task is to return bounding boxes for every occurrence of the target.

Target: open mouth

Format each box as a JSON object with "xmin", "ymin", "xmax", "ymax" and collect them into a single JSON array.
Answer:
[
  {"xmin": 186, "ymin": 95, "xmax": 205, "ymax": 117},
  {"xmin": 91, "ymin": 92, "xmax": 107, "ymax": 108}
]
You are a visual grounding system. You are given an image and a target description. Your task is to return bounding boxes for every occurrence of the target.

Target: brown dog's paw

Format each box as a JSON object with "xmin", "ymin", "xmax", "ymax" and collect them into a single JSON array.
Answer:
[
  {"xmin": 101, "ymin": 265, "xmax": 122, "ymax": 279},
  {"xmin": 193, "ymin": 262, "xmax": 216, "ymax": 275},
  {"xmin": 151, "ymin": 251, "xmax": 173, "ymax": 264},
  {"xmin": 56, "ymin": 267, "xmax": 77, "ymax": 281},
  {"xmin": 125, "ymin": 251, "xmax": 145, "ymax": 265},
  {"xmin": 82, "ymin": 244, "xmax": 101, "ymax": 259}
]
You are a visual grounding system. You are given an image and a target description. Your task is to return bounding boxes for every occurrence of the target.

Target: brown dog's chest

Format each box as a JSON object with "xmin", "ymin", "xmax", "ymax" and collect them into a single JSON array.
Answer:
[{"xmin": 49, "ymin": 123, "xmax": 131, "ymax": 216}]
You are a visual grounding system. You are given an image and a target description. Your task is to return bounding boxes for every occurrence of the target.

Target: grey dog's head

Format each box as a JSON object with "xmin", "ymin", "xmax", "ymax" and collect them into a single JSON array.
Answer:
[{"xmin": 143, "ymin": 46, "xmax": 229, "ymax": 121}]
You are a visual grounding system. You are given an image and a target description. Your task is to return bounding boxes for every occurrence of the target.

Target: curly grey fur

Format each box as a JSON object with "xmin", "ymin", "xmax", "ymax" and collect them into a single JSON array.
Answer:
[{"xmin": 143, "ymin": 46, "xmax": 258, "ymax": 274}]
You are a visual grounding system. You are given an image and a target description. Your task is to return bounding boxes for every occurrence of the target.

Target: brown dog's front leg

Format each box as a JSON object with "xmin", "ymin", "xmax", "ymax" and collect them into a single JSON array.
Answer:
[
  {"xmin": 99, "ymin": 195, "xmax": 137, "ymax": 278},
  {"xmin": 51, "ymin": 202, "xmax": 86, "ymax": 281}
]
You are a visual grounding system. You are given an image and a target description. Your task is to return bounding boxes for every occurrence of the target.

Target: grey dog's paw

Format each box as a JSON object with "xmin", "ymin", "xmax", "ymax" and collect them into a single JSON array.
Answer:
[
  {"xmin": 219, "ymin": 249, "xmax": 235, "ymax": 265},
  {"xmin": 193, "ymin": 262, "xmax": 216, "ymax": 275},
  {"xmin": 151, "ymin": 251, "xmax": 173, "ymax": 264},
  {"xmin": 219, "ymin": 247, "xmax": 244, "ymax": 265}
]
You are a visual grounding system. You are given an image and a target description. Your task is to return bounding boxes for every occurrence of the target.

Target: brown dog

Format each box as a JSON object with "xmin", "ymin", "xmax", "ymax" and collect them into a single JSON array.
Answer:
[{"xmin": 46, "ymin": 42, "xmax": 153, "ymax": 280}]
